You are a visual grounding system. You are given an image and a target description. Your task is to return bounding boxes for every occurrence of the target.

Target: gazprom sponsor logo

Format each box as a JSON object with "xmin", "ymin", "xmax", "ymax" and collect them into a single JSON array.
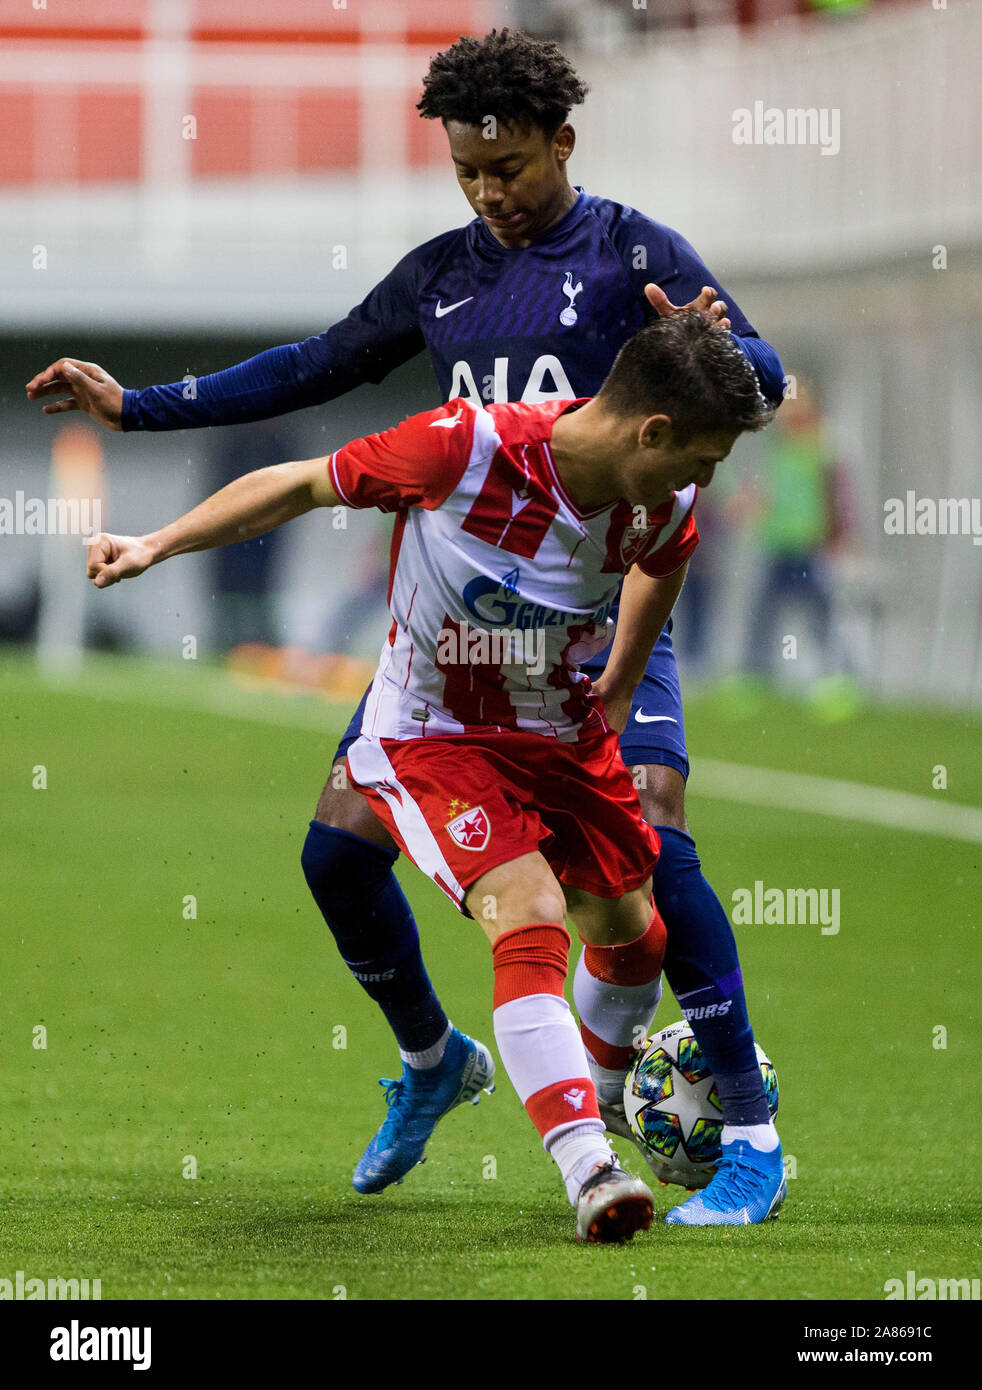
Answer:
[{"xmin": 462, "ymin": 575, "xmax": 610, "ymax": 631}]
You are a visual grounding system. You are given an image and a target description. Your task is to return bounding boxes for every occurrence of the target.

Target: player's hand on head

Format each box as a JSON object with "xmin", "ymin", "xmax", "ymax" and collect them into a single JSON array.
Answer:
[
  {"xmin": 26, "ymin": 359, "xmax": 125, "ymax": 431},
  {"xmin": 86, "ymin": 533, "xmax": 156, "ymax": 588},
  {"xmin": 644, "ymin": 283, "xmax": 731, "ymax": 331}
]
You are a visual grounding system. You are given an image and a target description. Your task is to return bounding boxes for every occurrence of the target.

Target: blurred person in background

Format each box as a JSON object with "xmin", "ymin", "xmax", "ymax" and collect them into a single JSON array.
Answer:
[
  {"xmin": 665, "ymin": 488, "xmax": 725, "ymax": 679},
  {"xmin": 741, "ymin": 377, "xmax": 851, "ymax": 682},
  {"xmin": 317, "ymin": 532, "xmax": 389, "ymax": 660},
  {"xmin": 209, "ymin": 418, "xmax": 295, "ymax": 650}
]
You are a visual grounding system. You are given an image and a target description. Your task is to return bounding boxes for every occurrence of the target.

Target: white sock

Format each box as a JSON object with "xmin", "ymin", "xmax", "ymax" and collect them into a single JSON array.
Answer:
[
  {"xmin": 573, "ymin": 939, "xmax": 663, "ymax": 1093},
  {"xmin": 547, "ymin": 1121, "xmax": 613, "ymax": 1205},
  {"xmin": 400, "ymin": 1022, "xmax": 452, "ymax": 1070},
  {"xmin": 723, "ymin": 1121, "xmax": 780, "ymax": 1152},
  {"xmin": 586, "ymin": 1054, "xmax": 629, "ymax": 1107}
]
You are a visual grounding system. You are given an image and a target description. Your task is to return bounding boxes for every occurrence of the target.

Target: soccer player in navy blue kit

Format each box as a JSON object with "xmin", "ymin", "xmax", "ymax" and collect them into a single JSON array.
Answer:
[{"xmin": 28, "ymin": 30, "xmax": 786, "ymax": 1225}]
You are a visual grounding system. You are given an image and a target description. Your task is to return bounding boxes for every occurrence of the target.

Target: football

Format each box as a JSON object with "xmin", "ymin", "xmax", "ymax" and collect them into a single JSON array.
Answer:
[{"xmin": 624, "ymin": 1021, "xmax": 779, "ymax": 1188}]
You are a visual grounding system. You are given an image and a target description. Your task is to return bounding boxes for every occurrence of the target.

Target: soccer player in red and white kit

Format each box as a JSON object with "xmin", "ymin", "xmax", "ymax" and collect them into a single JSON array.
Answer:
[
  {"xmin": 85, "ymin": 311, "xmax": 775, "ymax": 1242},
  {"xmin": 33, "ymin": 29, "xmax": 787, "ymax": 1227}
]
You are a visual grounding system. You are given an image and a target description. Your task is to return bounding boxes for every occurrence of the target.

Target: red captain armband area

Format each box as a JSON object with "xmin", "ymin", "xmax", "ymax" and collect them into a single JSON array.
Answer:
[
  {"xmin": 635, "ymin": 485, "xmax": 700, "ymax": 578},
  {"xmin": 328, "ymin": 398, "xmax": 475, "ymax": 513}
]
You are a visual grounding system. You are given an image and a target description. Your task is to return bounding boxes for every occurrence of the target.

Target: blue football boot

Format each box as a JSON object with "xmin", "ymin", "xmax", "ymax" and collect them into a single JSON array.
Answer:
[
  {"xmin": 664, "ymin": 1135, "xmax": 787, "ymax": 1225},
  {"xmin": 352, "ymin": 1028, "xmax": 495, "ymax": 1194}
]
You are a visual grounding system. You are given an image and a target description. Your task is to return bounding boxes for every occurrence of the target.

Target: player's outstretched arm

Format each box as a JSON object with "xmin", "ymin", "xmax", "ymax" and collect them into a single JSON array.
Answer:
[
  {"xmin": 592, "ymin": 562, "xmax": 689, "ymax": 733},
  {"xmin": 26, "ymin": 339, "xmax": 374, "ymax": 436},
  {"xmin": 30, "ymin": 246, "xmax": 433, "ymax": 434},
  {"xmin": 86, "ymin": 457, "xmax": 340, "ymax": 589},
  {"xmin": 25, "ymin": 359, "xmax": 124, "ymax": 430}
]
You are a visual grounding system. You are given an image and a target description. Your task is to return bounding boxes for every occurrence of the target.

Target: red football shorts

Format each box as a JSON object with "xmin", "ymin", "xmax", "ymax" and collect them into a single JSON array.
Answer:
[{"xmin": 346, "ymin": 726, "xmax": 659, "ymax": 912}]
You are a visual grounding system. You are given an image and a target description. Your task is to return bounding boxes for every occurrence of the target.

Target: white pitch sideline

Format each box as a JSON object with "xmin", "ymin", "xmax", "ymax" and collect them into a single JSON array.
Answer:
[
  {"xmin": 11, "ymin": 663, "xmax": 982, "ymax": 845},
  {"xmin": 694, "ymin": 759, "xmax": 982, "ymax": 845}
]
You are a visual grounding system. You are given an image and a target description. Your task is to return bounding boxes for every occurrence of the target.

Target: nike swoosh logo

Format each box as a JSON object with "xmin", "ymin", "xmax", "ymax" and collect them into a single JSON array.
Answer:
[
  {"xmin": 634, "ymin": 712, "xmax": 679, "ymax": 724},
  {"xmin": 434, "ymin": 296, "xmax": 474, "ymax": 318}
]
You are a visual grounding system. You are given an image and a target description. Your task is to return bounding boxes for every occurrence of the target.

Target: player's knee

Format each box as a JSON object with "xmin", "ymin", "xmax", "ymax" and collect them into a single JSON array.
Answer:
[
  {"xmin": 572, "ymin": 882, "xmax": 652, "ymax": 946},
  {"xmin": 528, "ymin": 887, "xmax": 568, "ymax": 929},
  {"xmin": 636, "ymin": 765, "xmax": 689, "ymax": 832},
  {"xmin": 301, "ymin": 820, "xmax": 346, "ymax": 893},
  {"xmin": 486, "ymin": 888, "xmax": 567, "ymax": 939},
  {"xmin": 469, "ymin": 856, "xmax": 567, "ymax": 939},
  {"xmin": 300, "ymin": 820, "xmax": 393, "ymax": 905}
]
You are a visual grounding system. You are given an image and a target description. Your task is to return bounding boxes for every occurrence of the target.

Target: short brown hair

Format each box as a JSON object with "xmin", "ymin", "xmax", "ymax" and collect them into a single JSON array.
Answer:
[{"xmin": 598, "ymin": 311, "xmax": 775, "ymax": 441}]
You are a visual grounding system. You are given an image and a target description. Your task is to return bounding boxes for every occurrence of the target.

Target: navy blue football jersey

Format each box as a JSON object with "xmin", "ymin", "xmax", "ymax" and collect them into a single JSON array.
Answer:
[{"xmin": 122, "ymin": 189, "xmax": 783, "ymax": 430}]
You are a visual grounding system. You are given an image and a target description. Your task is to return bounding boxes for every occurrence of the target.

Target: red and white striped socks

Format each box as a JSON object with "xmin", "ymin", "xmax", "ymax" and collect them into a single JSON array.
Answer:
[
  {"xmin": 573, "ymin": 908, "xmax": 667, "ymax": 1104},
  {"xmin": 491, "ymin": 923, "xmax": 613, "ymax": 1204}
]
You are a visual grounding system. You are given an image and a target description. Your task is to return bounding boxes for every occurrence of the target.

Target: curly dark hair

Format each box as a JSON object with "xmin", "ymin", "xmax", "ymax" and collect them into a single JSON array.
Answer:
[
  {"xmin": 598, "ymin": 311, "xmax": 775, "ymax": 441},
  {"xmin": 417, "ymin": 28, "xmax": 589, "ymax": 134}
]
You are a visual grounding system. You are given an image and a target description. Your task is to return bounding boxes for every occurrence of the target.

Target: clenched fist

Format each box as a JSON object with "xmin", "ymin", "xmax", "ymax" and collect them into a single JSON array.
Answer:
[{"xmin": 86, "ymin": 533, "xmax": 157, "ymax": 588}]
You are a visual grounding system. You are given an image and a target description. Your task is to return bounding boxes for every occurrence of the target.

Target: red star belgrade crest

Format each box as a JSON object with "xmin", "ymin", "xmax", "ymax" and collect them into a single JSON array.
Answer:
[
  {"xmin": 618, "ymin": 526, "xmax": 653, "ymax": 568},
  {"xmin": 602, "ymin": 501, "xmax": 655, "ymax": 572},
  {"xmin": 446, "ymin": 805, "xmax": 490, "ymax": 851}
]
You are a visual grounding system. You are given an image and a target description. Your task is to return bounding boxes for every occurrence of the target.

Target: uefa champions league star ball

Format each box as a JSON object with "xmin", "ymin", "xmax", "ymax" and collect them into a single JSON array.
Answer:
[{"xmin": 624, "ymin": 1020, "xmax": 779, "ymax": 1188}]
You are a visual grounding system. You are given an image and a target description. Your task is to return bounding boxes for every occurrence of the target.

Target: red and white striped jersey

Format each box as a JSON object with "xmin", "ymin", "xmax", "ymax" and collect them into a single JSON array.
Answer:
[{"xmin": 329, "ymin": 397, "xmax": 698, "ymax": 742}]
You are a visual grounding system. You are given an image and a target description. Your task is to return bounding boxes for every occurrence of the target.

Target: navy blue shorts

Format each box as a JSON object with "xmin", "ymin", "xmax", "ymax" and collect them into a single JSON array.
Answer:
[{"xmin": 333, "ymin": 624, "xmax": 689, "ymax": 780}]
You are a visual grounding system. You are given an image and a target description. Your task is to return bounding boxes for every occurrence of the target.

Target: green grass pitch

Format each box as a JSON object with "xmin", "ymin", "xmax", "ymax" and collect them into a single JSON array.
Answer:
[{"xmin": 1, "ymin": 651, "xmax": 980, "ymax": 1300}]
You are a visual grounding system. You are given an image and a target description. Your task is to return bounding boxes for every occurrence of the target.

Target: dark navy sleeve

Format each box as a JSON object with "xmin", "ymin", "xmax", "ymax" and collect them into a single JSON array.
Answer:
[
  {"xmin": 121, "ymin": 240, "xmax": 444, "ymax": 432},
  {"xmin": 599, "ymin": 202, "xmax": 785, "ymax": 408}
]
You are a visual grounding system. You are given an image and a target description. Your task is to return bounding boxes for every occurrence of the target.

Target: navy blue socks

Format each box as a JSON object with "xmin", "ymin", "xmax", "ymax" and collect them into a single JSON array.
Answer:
[
  {"xmin": 302, "ymin": 815, "xmax": 771, "ymax": 1121},
  {"xmin": 301, "ymin": 821, "xmax": 450, "ymax": 1057},
  {"xmin": 653, "ymin": 825, "xmax": 772, "ymax": 1126}
]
